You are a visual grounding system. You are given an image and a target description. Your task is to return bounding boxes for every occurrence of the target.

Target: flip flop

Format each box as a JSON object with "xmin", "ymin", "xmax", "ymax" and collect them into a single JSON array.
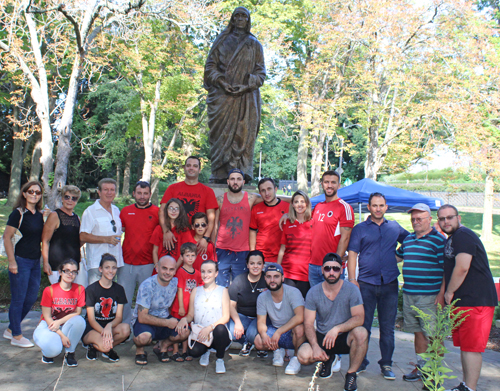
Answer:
[
  {"xmin": 135, "ymin": 352, "xmax": 148, "ymax": 365},
  {"xmin": 183, "ymin": 352, "xmax": 193, "ymax": 362},
  {"xmin": 153, "ymin": 348, "xmax": 170, "ymax": 363},
  {"xmin": 172, "ymin": 352, "xmax": 184, "ymax": 362}
]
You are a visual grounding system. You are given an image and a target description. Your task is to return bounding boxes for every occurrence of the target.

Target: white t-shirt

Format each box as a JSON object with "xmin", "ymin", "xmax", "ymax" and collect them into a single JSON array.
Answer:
[{"xmin": 80, "ymin": 200, "xmax": 123, "ymax": 269}]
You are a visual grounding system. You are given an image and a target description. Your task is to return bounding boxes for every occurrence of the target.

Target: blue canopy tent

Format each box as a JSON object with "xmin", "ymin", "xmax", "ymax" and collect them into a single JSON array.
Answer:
[{"xmin": 310, "ymin": 178, "xmax": 445, "ymax": 222}]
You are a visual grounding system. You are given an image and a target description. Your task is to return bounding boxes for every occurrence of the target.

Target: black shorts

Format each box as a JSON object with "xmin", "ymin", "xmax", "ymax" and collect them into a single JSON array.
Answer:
[{"xmin": 316, "ymin": 330, "xmax": 350, "ymax": 355}]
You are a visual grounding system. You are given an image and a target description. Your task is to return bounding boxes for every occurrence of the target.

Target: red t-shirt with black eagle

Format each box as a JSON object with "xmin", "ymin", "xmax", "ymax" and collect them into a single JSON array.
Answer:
[
  {"xmin": 40, "ymin": 283, "xmax": 86, "ymax": 321},
  {"xmin": 160, "ymin": 181, "xmax": 218, "ymax": 221}
]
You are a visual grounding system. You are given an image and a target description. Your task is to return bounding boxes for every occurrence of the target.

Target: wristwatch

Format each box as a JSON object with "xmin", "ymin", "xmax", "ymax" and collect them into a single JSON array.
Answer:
[{"xmin": 203, "ymin": 236, "xmax": 211, "ymax": 243}]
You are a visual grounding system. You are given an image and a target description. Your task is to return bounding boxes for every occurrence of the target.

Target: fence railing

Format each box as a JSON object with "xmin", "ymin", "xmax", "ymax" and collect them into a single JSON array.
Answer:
[{"xmin": 416, "ymin": 191, "xmax": 500, "ymax": 208}]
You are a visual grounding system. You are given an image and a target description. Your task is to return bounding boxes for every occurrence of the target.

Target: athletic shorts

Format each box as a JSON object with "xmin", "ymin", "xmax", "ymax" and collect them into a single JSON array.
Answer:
[
  {"xmin": 316, "ymin": 331, "xmax": 351, "ymax": 355},
  {"xmin": 403, "ymin": 294, "xmax": 438, "ymax": 335},
  {"xmin": 133, "ymin": 318, "xmax": 178, "ymax": 341},
  {"xmin": 452, "ymin": 306, "xmax": 495, "ymax": 353}
]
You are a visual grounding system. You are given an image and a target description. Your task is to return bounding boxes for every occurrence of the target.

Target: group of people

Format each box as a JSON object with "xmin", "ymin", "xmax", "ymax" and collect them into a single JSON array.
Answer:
[{"xmin": 2, "ymin": 157, "xmax": 497, "ymax": 391}]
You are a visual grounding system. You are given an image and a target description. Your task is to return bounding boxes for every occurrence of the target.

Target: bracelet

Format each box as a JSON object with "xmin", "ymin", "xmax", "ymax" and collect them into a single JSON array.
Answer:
[{"xmin": 348, "ymin": 278, "xmax": 356, "ymax": 282}]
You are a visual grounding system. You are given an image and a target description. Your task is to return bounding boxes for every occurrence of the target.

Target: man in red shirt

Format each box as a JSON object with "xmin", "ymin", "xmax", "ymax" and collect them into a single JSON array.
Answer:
[
  {"xmin": 118, "ymin": 181, "xmax": 159, "ymax": 324},
  {"xmin": 159, "ymin": 156, "xmax": 218, "ymax": 255},
  {"xmin": 250, "ymin": 178, "xmax": 289, "ymax": 263},
  {"xmin": 309, "ymin": 170, "xmax": 354, "ymax": 287}
]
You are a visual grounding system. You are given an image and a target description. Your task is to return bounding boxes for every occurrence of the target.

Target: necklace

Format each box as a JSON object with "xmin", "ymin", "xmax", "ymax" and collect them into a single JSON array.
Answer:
[
  {"xmin": 249, "ymin": 279, "xmax": 259, "ymax": 293},
  {"xmin": 203, "ymin": 286, "xmax": 217, "ymax": 302}
]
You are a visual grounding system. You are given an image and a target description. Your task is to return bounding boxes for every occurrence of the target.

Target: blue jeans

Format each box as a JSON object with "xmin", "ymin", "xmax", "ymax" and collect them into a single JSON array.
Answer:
[
  {"xmin": 359, "ymin": 280, "xmax": 399, "ymax": 367},
  {"xmin": 229, "ymin": 313, "xmax": 258, "ymax": 344},
  {"xmin": 9, "ymin": 256, "xmax": 41, "ymax": 336},
  {"xmin": 215, "ymin": 249, "xmax": 248, "ymax": 287}
]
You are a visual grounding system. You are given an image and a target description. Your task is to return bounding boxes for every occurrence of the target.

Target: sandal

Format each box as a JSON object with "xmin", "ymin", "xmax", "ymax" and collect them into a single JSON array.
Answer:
[
  {"xmin": 153, "ymin": 348, "xmax": 170, "ymax": 363},
  {"xmin": 172, "ymin": 352, "xmax": 184, "ymax": 362},
  {"xmin": 135, "ymin": 353, "xmax": 148, "ymax": 365},
  {"xmin": 183, "ymin": 352, "xmax": 193, "ymax": 362}
]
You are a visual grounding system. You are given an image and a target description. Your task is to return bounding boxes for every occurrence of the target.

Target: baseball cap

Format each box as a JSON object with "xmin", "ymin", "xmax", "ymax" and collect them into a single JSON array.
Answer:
[
  {"xmin": 407, "ymin": 203, "xmax": 431, "ymax": 214},
  {"xmin": 322, "ymin": 252, "xmax": 342, "ymax": 266},
  {"xmin": 227, "ymin": 168, "xmax": 245, "ymax": 179},
  {"xmin": 264, "ymin": 263, "xmax": 284, "ymax": 275}
]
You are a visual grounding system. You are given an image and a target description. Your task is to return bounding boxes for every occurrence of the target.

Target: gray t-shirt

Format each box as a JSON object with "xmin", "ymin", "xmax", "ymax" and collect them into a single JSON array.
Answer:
[
  {"xmin": 256, "ymin": 284, "xmax": 304, "ymax": 328},
  {"xmin": 305, "ymin": 281, "xmax": 363, "ymax": 335},
  {"xmin": 131, "ymin": 275, "xmax": 178, "ymax": 326}
]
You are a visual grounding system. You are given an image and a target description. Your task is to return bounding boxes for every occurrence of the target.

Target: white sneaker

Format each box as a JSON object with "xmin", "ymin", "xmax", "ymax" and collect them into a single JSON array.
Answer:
[
  {"xmin": 273, "ymin": 348, "xmax": 285, "ymax": 367},
  {"xmin": 332, "ymin": 355, "xmax": 341, "ymax": 372},
  {"xmin": 11, "ymin": 336, "xmax": 34, "ymax": 348},
  {"xmin": 285, "ymin": 356, "xmax": 301, "ymax": 375},
  {"xmin": 3, "ymin": 329, "xmax": 12, "ymax": 340},
  {"xmin": 215, "ymin": 358, "xmax": 226, "ymax": 374},
  {"xmin": 199, "ymin": 351, "xmax": 210, "ymax": 366}
]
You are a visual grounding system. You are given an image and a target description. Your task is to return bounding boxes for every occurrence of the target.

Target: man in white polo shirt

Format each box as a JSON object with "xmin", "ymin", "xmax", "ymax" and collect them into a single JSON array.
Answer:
[{"xmin": 80, "ymin": 178, "xmax": 124, "ymax": 284}]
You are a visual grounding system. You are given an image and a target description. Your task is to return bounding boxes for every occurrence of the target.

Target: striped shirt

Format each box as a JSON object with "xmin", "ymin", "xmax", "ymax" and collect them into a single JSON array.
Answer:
[{"xmin": 396, "ymin": 227, "xmax": 445, "ymax": 295}]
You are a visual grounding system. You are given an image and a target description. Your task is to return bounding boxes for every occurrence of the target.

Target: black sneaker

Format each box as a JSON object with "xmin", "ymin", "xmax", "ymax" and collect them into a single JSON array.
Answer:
[
  {"xmin": 65, "ymin": 352, "xmax": 78, "ymax": 367},
  {"xmin": 86, "ymin": 345, "xmax": 97, "ymax": 361},
  {"xmin": 319, "ymin": 355, "xmax": 335, "ymax": 379},
  {"xmin": 356, "ymin": 361, "xmax": 368, "ymax": 375},
  {"xmin": 256, "ymin": 350, "xmax": 268, "ymax": 358},
  {"xmin": 239, "ymin": 342, "xmax": 254, "ymax": 357},
  {"xmin": 102, "ymin": 349, "xmax": 120, "ymax": 362},
  {"xmin": 344, "ymin": 372, "xmax": 357, "ymax": 391},
  {"xmin": 41, "ymin": 355, "xmax": 54, "ymax": 364}
]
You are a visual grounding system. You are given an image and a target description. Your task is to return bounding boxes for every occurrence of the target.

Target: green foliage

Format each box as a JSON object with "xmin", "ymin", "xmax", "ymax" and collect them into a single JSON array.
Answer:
[{"xmin": 413, "ymin": 301, "xmax": 470, "ymax": 391}]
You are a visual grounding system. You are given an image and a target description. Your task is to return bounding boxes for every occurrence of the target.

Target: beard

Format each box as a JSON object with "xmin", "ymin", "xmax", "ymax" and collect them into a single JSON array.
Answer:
[
  {"xmin": 228, "ymin": 183, "xmax": 243, "ymax": 193},
  {"xmin": 324, "ymin": 188, "xmax": 337, "ymax": 198},
  {"xmin": 323, "ymin": 273, "xmax": 341, "ymax": 285},
  {"xmin": 266, "ymin": 281, "xmax": 283, "ymax": 291},
  {"xmin": 135, "ymin": 199, "xmax": 149, "ymax": 207}
]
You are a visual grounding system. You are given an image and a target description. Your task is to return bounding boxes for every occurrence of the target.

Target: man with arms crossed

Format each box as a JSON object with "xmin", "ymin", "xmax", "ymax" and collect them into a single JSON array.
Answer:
[
  {"xmin": 80, "ymin": 178, "xmax": 123, "ymax": 285},
  {"xmin": 132, "ymin": 256, "xmax": 189, "ymax": 365},
  {"xmin": 160, "ymin": 156, "xmax": 218, "ymax": 254},
  {"xmin": 438, "ymin": 205, "xmax": 498, "ymax": 391},
  {"xmin": 396, "ymin": 203, "xmax": 445, "ymax": 383},
  {"xmin": 250, "ymin": 177, "xmax": 289, "ymax": 263},
  {"xmin": 118, "ymin": 181, "xmax": 159, "ymax": 325},
  {"xmin": 298, "ymin": 253, "xmax": 368, "ymax": 391},
  {"xmin": 309, "ymin": 170, "xmax": 354, "ymax": 286},
  {"xmin": 347, "ymin": 192, "xmax": 409, "ymax": 379},
  {"xmin": 254, "ymin": 264, "xmax": 305, "ymax": 375}
]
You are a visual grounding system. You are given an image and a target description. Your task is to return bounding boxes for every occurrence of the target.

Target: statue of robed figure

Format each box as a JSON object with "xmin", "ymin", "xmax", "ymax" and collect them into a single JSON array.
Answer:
[{"xmin": 204, "ymin": 7, "xmax": 266, "ymax": 183}]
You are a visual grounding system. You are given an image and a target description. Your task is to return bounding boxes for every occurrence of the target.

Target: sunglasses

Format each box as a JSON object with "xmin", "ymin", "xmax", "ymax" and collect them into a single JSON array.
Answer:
[
  {"xmin": 26, "ymin": 189, "xmax": 42, "ymax": 195},
  {"xmin": 111, "ymin": 220, "xmax": 117, "ymax": 233},
  {"xmin": 194, "ymin": 223, "xmax": 207, "ymax": 228},
  {"xmin": 323, "ymin": 265, "xmax": 342, "ymax": 273},
  {"xmin": 61, "ymin": 269, "xmax": 78, "ymax": 276},
  {"xmin": 63, "ymin": 195, "xmax": 79, "ymax": 202}
]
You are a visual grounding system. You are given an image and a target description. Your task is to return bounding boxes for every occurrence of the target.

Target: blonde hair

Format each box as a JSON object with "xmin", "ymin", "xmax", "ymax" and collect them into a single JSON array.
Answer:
[
  {"xmin": 288, "ymin": 190, "xmax": 312, "ymax": 223},
  {"xmin": 62, "ymin": 185, "xmax": 81, "ymax": 200}
]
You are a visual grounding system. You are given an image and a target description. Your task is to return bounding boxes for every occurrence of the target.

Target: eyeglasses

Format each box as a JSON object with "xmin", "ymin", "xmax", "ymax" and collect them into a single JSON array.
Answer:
[
  {"xmin": 110, "ymin": 220, "xmax": 117, "ymax": 233},
  {"xmin": 26, "ymin": 189, "xmax": 42, "ymax": 195},
  {"xmin": 168, "ymin": 207, "xmax": 180, "ymax": 212},
  {"xmin": 323, "ymin": 265, "xmax": 341, "ymax": 273},
  {"xmin": 61, "ymin": 269, "xmax": 78, "ymax": 276},
  {"xmin": 411, "ymin": 217, "xmax": 429, "ymax": 223},
  {"xmin": 194, "ymin": 223, "xmax": 207, "ymax": 228},
  {"xmin": 438, "ymin": 215, "xmax": 458, "ymax": 222},
  {"xmin": 63, "ymin": 195, "xmax": 79, "ymax": 202}
]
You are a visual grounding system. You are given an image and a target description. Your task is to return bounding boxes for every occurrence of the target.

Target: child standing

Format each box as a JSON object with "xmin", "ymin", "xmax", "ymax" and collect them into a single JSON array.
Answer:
[
  {"xmin": 150, "ymin": 198, "xmax": 195, "ymax": 270},
  {"xmin": 170, "ymin": 242, "xmax": 203, "ymax": 361},
  {"xmin": 191, "ymin": 212, "xmax": 217, "ymax": 271}
]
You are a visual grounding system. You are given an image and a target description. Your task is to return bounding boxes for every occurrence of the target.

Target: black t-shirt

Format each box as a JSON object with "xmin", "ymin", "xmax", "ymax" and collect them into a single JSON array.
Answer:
[
  {"xmin": 85, "ymin": 281, "xmax": 127, "ymax": 328},
  {"xmin": 228, "ymin": 272, "xmax": 267, "ymax": 317},
  {"xmin": 444, "ymin": 226, "xmax": 498, "ymax": 307},
  {"xmin": 48, "ymin": 209, "xmax": 81, "ymax": 270},
  {"xmin": 7, "ymin": 208, "xmax": 43, "ymax": 259}
]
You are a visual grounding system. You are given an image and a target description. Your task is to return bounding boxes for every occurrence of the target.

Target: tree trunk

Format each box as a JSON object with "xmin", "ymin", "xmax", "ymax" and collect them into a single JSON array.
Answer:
[
  {"xmin": 30, "ymin": 139, "xmax": 42, "ymax": 181},
  {"xmin": 296, "ymin": 122, "xmax": 309, "ymax": 192},
  {"xmin": 310, "ymin": 127, "xmax": 326, "ymax": 197},
  {"xmin": 481, "ymin": 173, "xmax": 494, "ymax": 242},
  {"xmin": 7, "ymin": 108, "xmax": 24, "ymax": 206},
  {"xmin": 122, "ymin": 140, "xmax": 134, "ymax": 197},
  {"xmin": 116, "ymin": 166, "xmax": 121, "ymax": 197}
]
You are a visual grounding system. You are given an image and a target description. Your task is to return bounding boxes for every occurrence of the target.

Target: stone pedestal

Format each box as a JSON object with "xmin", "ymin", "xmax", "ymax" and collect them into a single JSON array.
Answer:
[{"xmin": 208, "ymin": 184, "xmax": 257, "ymax": 198}]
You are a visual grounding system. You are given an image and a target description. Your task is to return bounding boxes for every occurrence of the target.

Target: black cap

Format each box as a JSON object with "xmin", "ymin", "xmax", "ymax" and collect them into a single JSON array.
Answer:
[{"xmin": 322, "ymin": 252, "xmax": 342, "ymax": 266}]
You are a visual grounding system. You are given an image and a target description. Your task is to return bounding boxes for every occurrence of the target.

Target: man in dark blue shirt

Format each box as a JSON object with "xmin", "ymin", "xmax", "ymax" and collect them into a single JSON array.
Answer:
[{"xmin": 347, "ymin": 193, "xmax": 409, "ymax": 380}]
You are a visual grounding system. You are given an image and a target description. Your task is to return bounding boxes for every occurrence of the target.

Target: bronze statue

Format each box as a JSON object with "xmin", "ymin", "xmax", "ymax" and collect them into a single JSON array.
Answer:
[{"xmin": 204, "ymin": 7, "xmax": 266, "ymax": 184}]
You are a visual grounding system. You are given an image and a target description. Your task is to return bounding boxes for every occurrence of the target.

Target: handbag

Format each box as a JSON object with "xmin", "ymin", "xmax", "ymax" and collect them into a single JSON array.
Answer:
[
  {"xmin": 0, "ymin": 208, "xmax": 24, "ymax": 257},
  {"xmin": 188, "ymin": 323, "xmax": 214, "ymax": 348}
]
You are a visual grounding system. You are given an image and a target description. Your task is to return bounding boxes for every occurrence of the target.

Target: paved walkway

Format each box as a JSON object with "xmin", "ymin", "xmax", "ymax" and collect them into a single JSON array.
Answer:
[{"xmin": 1, "ymin": 312, "xmax": 499, "ymax": 391}]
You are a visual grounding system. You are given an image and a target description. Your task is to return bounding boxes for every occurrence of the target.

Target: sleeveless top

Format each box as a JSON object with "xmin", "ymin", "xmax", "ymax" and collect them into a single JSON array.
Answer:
[
  {"xmin": 48, "ymin": 209, "xmax": 81, "ymax": 270},
  {"xmin": 193, "ymin": 285, "xmax": 225, "ymax": 327},
  {"xmin": 216, "ymin": 192, "xmax": 251, "ymax": 251}
]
